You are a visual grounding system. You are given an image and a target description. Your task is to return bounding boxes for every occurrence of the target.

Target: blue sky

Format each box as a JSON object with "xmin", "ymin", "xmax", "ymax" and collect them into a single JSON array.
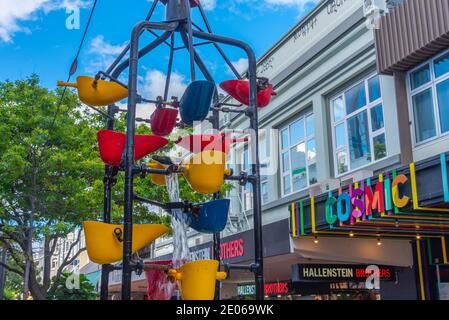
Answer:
[{"xmin": 0, "ymin": 0, "xmax": 319, "ymax": 98}]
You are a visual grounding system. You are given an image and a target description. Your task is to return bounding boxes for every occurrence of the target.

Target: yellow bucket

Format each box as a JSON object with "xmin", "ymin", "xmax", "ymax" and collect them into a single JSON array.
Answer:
[
  {"xmin": 83, "ymin": 221, "xmax": 169, "ymax": 265},
  {"xmin": 168, "ymin": 260, "xmax": 227, "ymax": 300},
  {"xmin": 147, "ymin": 161, "xmax": 167, "ymax": 186},
  {"xmin": 182, "ymin": 151, "xmax": 231, "ymax": 194},
  {"xmin": 57, "ymin": 76, "xmax": 128, "ymax": 106}
]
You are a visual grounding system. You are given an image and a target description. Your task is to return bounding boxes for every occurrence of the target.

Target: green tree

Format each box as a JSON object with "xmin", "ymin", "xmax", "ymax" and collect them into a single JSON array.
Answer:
[
  {"xmin": 46, "ymin": 272, "xmax": 98, "ymax": 300},
  {"xmin": 3, "ymin": 259, "xmax": 24, "ymax": 300},
  {"xmin": 0, "ymin": 75, "xmax": 106, "ymax": 299}
]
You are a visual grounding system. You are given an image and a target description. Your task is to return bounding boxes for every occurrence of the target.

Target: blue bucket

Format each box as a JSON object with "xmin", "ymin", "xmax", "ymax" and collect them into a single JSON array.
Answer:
[
  {"xmin": 179, "ymin": 80, "xmax": 215, "ymax": 126},
  {"xmin": 168, "ymin": 199, "xmax": 229, "ymax": 234}
]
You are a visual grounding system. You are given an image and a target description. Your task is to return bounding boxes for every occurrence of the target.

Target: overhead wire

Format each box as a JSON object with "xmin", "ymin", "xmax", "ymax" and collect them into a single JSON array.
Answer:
[{"xmin": 47, "ymin": 0, "xmax": 99, "ymax": 142}]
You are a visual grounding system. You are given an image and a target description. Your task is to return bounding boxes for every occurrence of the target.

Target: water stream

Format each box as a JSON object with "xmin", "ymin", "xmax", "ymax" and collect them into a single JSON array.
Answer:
[
  {"xmin": 165, "ymin": 170, "xmax": 190, "ymax": 299},
  {"xmin": 166, "ymin": 172, "xmax": 190, "ymax": 268}
]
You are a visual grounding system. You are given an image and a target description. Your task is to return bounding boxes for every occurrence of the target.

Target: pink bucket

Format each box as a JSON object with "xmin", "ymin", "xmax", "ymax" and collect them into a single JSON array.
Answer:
[{"xmin": 144, "ymin": 260, "xmax": 176, "ymax": 300}]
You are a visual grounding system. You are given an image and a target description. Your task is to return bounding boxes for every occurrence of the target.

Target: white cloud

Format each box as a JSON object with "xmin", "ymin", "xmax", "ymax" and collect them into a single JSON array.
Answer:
[
  {"xmin": 133, "ymin": 69, "xmax": 188, "ymax": 120},
  {"xmin": 201, "ymin": 0, "xmax": 217, "ymax": 11},
  {"xmin": 112, "ymin": 69, "xmax": 188, "ymax": 122},
  {"xmin": 0, "ymin": 0, "xmax": 91, "ymax": 42},
  {"xmin": 85, "ymin": 35, "xmax": 127, "ymax": 73},
  {"xmin": 141, "ymin": 69, "xmax": 188, "ymax": 101},
  {"xmin": 227, "ymin": 57, "xmax": 248, "ymax": 75},
  {"xmin": 0, "ymin": 0, "xmax": 49, "ymax": 42},
  {"xmin": 264, "ymin": 0, "xmax": 320, "ymax": 11}
]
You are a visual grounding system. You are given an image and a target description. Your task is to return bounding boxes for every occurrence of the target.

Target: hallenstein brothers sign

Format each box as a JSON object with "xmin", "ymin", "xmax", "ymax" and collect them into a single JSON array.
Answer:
[{"xmin": 293, "ymin": 264, "xmax": 396, "ymax": 282}]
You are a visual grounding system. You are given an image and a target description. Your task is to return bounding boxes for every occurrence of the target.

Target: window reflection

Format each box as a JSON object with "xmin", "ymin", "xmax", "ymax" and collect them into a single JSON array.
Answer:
[
  {"xmin": 436, "ymin": 79, "xmax": 449, "ymax": 133},
  {"xmin": 368, "ymin": 76, "xmax": 381, "ymax": 102},
  {"xmin": 373, "ymin": 134, "xmax": 387, "ymax": 161},
  {"xmin": 345, "ymin": 82, "xmax": 366, "ymax": 114},
  {"xmin": 410, "ymin": 65, "xmax": 431, "ymax": 90},
  {"xmin": 332, "ymin": 97, "xmax": 345, "ymax": 122},
  {"xmin": 371, "ymin": 104, "xmax": 384, "ymax": 132},
  {"xmin": 413, "ymin": 89, "xmax": 436, "ymax": 142},
  {"xmin": 348, "ymin": 112, "xmax": 371, "ymax": 169},
  {"xmin": 331, "ymin": 75, "xmax": 386, "ymax": 175},
  {"xmin": 280, "ymin": 112, "xmax": 315, "ymax": 196},
  {"xmin": 434, "ymin": 53, "xmax": 449, "ymax": 78}
]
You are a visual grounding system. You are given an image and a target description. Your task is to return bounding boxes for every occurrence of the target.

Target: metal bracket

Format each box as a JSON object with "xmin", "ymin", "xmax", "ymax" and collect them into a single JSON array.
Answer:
[{"xmin": 224, "ymin": 171, "xmax": 251, "ymax": 186}]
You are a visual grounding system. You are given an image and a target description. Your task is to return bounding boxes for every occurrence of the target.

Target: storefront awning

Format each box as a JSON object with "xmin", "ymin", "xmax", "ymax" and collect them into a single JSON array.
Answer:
[
  {"xmin": 375, "ymin": 0, "xmax": 449, "ymax": 75},
  {"xmin": 289, "ymin": 153, "xmax": 449, "ymax": 239},
  {"xmin": 292, "ymin": 237, "xmax": 413, "ymax": 267}
]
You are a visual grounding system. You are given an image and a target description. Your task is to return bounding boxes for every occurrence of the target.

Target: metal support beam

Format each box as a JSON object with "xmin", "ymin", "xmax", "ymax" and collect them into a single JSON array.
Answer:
[
  {"xmin": 179, "ymin": 32, "xmax": 214, "ymax": 81},
  {"xmin": 104, "ymin": 0, "xmax": 160, "ymax": 75},
  {"xmin": 164, "ymin": 34, "xmax": 175, "ymax": 101},
  {"xmin": 196, "ymin": 2, "xmax": 242, "ymax": 79},
  {"xmin": 184, "ymin": 0, "xmax": 196, "ymax": 81},
  {"xmin": 100, "ymin": 105, "xmax": 117, "ymax": 300},
  {"xmin": 96, "ymin": 2, "xmax": 263, "ymax": 300},
  {"xmin": 112, "ymin": 22, "xmax": 178, "ymax": 78},
  {"xmin": 121, "ymin": 20, "xmax": 181, "ymax": 301}
]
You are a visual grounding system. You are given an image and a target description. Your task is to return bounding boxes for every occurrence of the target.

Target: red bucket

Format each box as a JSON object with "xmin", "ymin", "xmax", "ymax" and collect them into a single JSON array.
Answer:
[
  {"xmin": 144, "ymin": 260, "xmax": 176, "ymax": 300},
  {"xmin": 219, "ymin": 80, "xmax": 277, "ymax": 108},
  {"xmin": 97, "ymin": 130, "xmax": 168, "ymax": 167},
  {"xmin": 150, "ymin": 107, "xmax": 178, "ymax": 136}
]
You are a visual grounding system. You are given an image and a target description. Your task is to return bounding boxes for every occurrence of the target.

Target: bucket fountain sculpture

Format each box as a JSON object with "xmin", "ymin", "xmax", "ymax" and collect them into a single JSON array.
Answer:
[{"xmin": 58, "ymin": 0, "xmax": 275, "ymax": 300}]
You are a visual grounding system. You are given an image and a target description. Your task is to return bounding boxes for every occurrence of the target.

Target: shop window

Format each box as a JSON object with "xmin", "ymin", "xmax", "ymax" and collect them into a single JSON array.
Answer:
[
  {"xmin": 237, "ymin": 134, "xmax": 270, "ymax": 209},
  {"xmin": 408, "ymin": 50, "xmax": 449, "ymax": 145},
  {"xmin": 331, "ymin": 75, "xmax": 386, "ymax": 176},
  {"xmin": 259, "ymin": 136, "xmax": 269, "ymax": 205},
  {"xmin": 279, "ymin": 112, "xmax": 316, "ymax": 197}
]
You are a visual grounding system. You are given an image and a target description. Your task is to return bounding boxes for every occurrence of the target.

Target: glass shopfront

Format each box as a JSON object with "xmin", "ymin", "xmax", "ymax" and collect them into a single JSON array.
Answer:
[
  {"xmin": 290, "ymin": 264, "xmax": 396, "ymax": 300},
  {"xmin": 235, "ymin": 281, "xmax": 293, "ymax": 300}
]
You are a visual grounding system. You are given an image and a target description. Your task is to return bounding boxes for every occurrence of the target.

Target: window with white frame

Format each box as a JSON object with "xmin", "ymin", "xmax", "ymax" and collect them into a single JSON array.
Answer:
[
  {"xmin": 236, "ymin": 134, "xmax": 270, "ymax": 209},
  {"xmin": 408, "ymin": 50, "xmax": 449, "ymax": 145},
  {"xmin": 259, "ymin": 135, "xmax": 269, "ymax": 204},
  {"xmin": 331, "ymin": 74, "xmax": 386, "ymax": 176},
  {"xmin": 280, "ymin": 112, "xmax": 316, "ymax": 197}
]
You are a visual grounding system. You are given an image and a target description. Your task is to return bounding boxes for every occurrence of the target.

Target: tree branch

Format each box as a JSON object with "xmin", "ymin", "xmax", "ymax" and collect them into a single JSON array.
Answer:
[{"xmin": 0, "ymin": 261, "xmax": 24, "ymax": 276}]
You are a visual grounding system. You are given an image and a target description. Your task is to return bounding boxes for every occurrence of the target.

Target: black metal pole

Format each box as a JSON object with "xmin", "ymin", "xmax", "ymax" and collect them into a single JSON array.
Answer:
[
  {"xmin": 179, "ymin": 32, "xmax": 213, "ymax": 81},
  {"xmin": 211, "ymin": 93, "xmax": 222, "ymax": 300},
  {"xmin": 112, "ymin": 26, "xmax": 177, "ymax": 78},
  {"xmin": 164, "ymin": 34, "xmax": 175, "ymax": 101},
  {"xmin": 104, "ymin": 0, "xmax": 160, "ymax": 75},
  {"xmin": 121, "ymin": 20, "xmax": 177, "ymax": 301},
  {"xmin": 184, "ymin": 0, "xmax": 196, "ymax": 81},
  {"xmin": 192, "ymin": 30, "xmax": 264, "ymax": 300},
  {"xmin": 121, "ymin": 22, "xmax": 143, "ymax": 301},
  {"xmin": 100, "ymin": 105, "xmax": 116, "ymax": 300},
  {"xmin": 196, "ymin": 2, "xmax": 242, "ymax": 79}
]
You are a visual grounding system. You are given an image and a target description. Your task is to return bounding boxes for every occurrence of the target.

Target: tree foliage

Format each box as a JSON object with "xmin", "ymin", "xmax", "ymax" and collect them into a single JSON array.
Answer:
[{"xmin": 46, "ymin": 272, "xmax": 98, "ymax": 300}]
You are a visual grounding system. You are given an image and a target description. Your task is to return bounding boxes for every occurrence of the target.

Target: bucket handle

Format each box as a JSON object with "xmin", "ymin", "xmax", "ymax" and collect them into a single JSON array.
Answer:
[
  {"xmin": 216, "ymin": 271, "xmax": 227, "ymax": 280},
  {"xmin": 167, "ymin": 269, "xmax": 182, "ymax": 282},
  {"xmin": 57, "ymin": 81, "xmax": 78, "ymax": 88}
]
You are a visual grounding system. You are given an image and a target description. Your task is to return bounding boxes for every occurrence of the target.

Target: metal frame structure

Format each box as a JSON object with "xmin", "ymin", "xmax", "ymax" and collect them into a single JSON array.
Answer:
[{"xmin": 97, "ymin": 0, "xmax": 265, "ymax": 300}]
